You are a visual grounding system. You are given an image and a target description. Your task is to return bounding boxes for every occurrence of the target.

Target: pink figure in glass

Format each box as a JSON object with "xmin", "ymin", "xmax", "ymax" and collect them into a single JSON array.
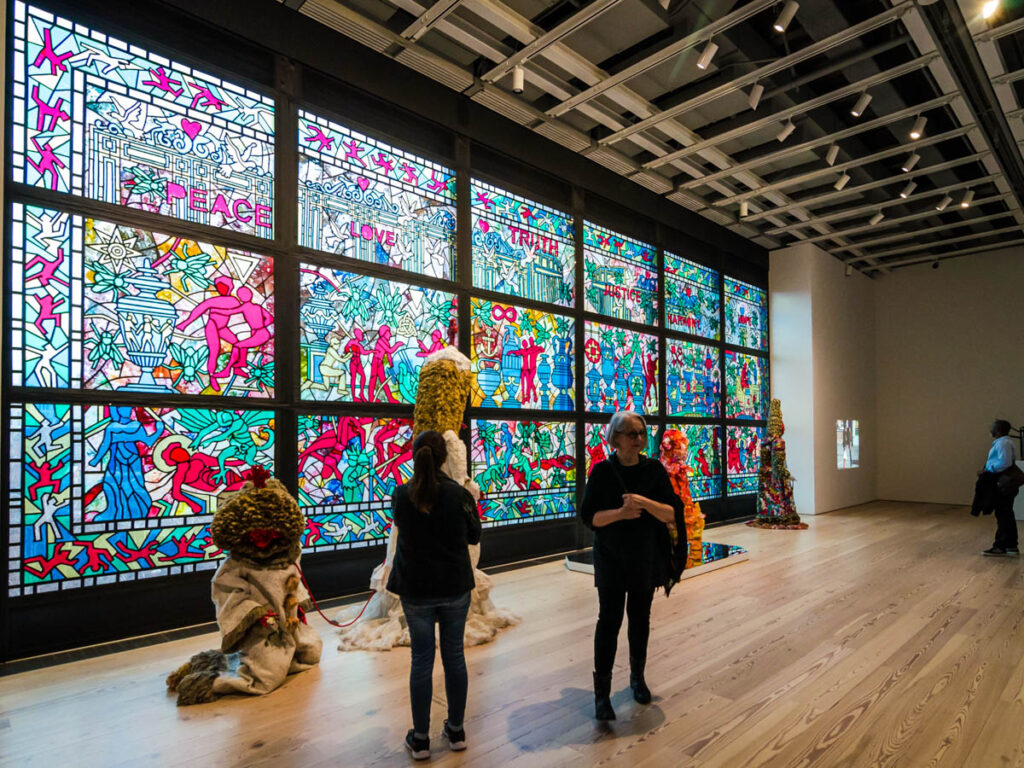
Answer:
[
  {"xmin": 161, "ymin": 440, "xmax": 246, "ymax": 515},
  {"xmin": 299, "ymin": 417, "xmax": 362, "ymax": 481},
  {"xmin": 417, "ymin": 329, "xmax": 446, "ymax": 357},
  {"xmin": 367, "ymin": 326, "xmax": 402, "ymax": 403},
  {"xmin": 696, "ymin": 447, "xmax": 711, "ymax": 477},
  {"xmin": 214, "ymin": 286, "xmax": 273, "ymax": 376},
  {"xmin": 344, "ymin": 329, "xmax": 369, "ymax": 401},
  {"xmin": 510, "ymin": 337, "xmax": 544, "ymax": 405},
  {"xmin": 176, "ymin": 277, "xmax": 240, "ymax": 392},
  {"xmin": 644, "ymin": 353, "xmax": 657, "ymax": 409}
]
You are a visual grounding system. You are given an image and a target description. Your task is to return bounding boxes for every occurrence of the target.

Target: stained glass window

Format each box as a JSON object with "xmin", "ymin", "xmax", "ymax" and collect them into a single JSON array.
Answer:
[
  {"xmin": 725, "ymin": 351, "xmax": 768, "ymax": 420},
  {"xmin": 300, "ymin": 266, "xmax": 457, "ymax": 403},
  {"xmin": 471, "ymin": 180, "xmax": 574, "ymax": 306},
  {"xmin": 584, "ymin": 422, "xmax": 661, "ymax": 477},
  {"xmin": 298, "ymin": 109, "xmax": 456, "ymax": 280},
  {"xmin": 12, "ymin": 2, "xmax": 276, "ymax": 237},
  {"xmin": 11, "ymin": 203, "xmax": 275, "ymax": 397},
  {"xmin": 726, "ymin": 425, "xmax": 763, "ymax": 495},
  {"xmin": 7, "ymin": 402, "xmax": 274, "ymax": 596},
  {"xmin": 583, "ymin": 322, "xmax": 659, "ymax": 414},
  {"xmin": 470, "ymin": 298, "xmax": 575, "ymax": 410},
  {"xmin": 471, "ymin": 419, "xmax": 575, "ymax": 526},
  {"xmin": 667, "ymin": 423, "xmax": 721, "ymax": 500},
  {"xmin": 666, "ymin": 339, "xmax": 720, "ymax": 418},
  {"xmin": 297, "ymin": 415, "xmax": 413, "ymax": 547},
  {"xmin": 665, "ymin": 253, "xmax": 720, "ymax": 339},
  {"xmin": 582, "ymin": 222, "xmax": 658, "ymax": 325},
  {"xmin": 724, "ymin": 276, "xmax": 767, "ymax": 350}
]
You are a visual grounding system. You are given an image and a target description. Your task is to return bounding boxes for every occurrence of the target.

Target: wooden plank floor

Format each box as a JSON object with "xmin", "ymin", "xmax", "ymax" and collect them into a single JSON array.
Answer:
[{"xmin": 2, "ymin": 501, "xmax": 1023, "ymax": 768}]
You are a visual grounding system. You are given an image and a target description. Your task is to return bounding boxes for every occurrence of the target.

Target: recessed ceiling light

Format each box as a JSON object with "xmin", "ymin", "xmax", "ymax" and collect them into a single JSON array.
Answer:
[{"xmin": 983, "ymin": 1, "xmax": 1000, "ymax": 20}]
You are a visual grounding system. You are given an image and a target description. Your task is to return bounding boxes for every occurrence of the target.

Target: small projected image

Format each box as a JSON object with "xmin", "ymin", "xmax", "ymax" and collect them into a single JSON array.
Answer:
[{"xmin": 837, "ymin": 419, "xmax": 860, "ymax": 469}]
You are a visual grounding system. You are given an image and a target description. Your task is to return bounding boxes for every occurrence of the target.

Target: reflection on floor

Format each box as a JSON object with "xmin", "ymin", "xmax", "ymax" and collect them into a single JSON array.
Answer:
[{"xmin": 565, "ymin": 541, "xmax": 749, "ymax": 579}]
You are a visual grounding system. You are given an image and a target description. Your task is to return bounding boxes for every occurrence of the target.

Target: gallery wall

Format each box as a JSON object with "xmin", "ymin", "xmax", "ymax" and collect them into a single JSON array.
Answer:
[
  {"xmin": 770, "ymin": 242, "xmax": 877, "ymax": 515},
  {"xmin": 875, "ymin": 246, "xmax": 1024, "ymax": 506}
]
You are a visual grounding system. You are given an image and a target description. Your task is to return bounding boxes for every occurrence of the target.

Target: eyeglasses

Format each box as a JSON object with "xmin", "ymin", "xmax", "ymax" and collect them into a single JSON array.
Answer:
[{"xmin": 618, "ymin": 430, "xmax": 647, "ymax": 440}]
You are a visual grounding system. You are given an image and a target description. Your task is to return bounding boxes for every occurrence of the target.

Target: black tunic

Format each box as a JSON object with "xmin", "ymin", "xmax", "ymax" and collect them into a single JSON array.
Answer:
[
  {"xmin": 579, "ymin": 453, "xmax": 684, "ymax": 592},
  {"xmin": 386, "ymin": 477, "xmax": 482, "ymax": 599}
]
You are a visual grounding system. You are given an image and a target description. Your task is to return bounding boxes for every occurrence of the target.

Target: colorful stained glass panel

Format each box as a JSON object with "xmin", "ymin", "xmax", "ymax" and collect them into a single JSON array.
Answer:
[
  {"xmin": 582, "ymin": 222, "xmax": 657, "ymax": 325},
  {"xmin": 470, "ymin": 298, "xmax": 575, "ymax": 410},
  {"xmin": 11, "ymin": 204, "xmax": 275, "ymax": 397},
  {"xmin": 666, "ymin": 338, "xmax": 721, "ymax": 418},
  {"xmin": 297, "ymin": 415, "xmax": 414, "ymax": 547},
  {"xmin": 7, "ymin": 402, "xmax": 274, "ymax": 596},
  {"xmin": 667, "ymin": 423, "xmax": 721, "ymax": 501},
  {"xmin": 298, "ymin": 110, "xmax": 456, "ymax": 279},
  {"xmin": 665, "ymin": 253, "xmax": 720, "ymax": 339},
  {"xmin": 726, "ymin": 425, "xmax": 763, "ymax": 495},
  {"xmin": 725, "ymin": 276, "xmax": 767, "ymax": 350},
  {"xmin": 471, "ymin": 180, "xmax": 574, "ymax": 306},
  {"xmin": 471, "ymin": 420, "xmax": 575, "ymax": 526},
  {"xmin": 300, "ymin": 266, "xmax": 457, "ymax": 403},
  {"xmin": 584, "ymin": 422, "xmax": 661, "ymax": 477},
  {"xmin": 725, "ymin": 351, "xmax": 768, "ymax": 420},
  {"xmin": 583, "ymin": 322, "xmax": 659, "ymax": 414},
  {"xmin": 12, "ymin": 2, "xmax": 276, "ymax": 237}
]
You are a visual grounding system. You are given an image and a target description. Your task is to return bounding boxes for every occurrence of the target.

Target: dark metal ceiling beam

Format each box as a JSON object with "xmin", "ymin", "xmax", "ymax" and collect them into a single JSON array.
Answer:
[{"xmin": 916, "ymin": 0, "xmax": 1024, "ymax": 219}]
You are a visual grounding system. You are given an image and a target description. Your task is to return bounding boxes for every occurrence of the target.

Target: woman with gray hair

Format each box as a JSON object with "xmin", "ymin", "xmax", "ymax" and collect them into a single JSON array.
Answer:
[{"xmin": 579, "ymin": 410, "xmax": 685, "ymax": 721}]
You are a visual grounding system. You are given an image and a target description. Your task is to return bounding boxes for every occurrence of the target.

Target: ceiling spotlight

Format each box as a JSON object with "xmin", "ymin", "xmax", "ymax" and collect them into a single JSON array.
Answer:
[
  {"xmin": 845, "ymin": 263, "xmax": 854, "ymax": 277},
  {"xmin": 869, "ymin": 211, "xmax": 884, "ymax": 225},
  {"xmin": 851, "ymin": 92, "xmax": 872, "ymax": 117},
  {"xmin": 834, "ymin": 173, "xmax": 851, "ymax": 191},
  {"xmin": 697, "ymin": 40, "xmax": 719, "ymax": 70},
  {"xmin": 740, "ymin": 200, "xmax": 749, "ymax": 218},
  {"xmin": 748, "ymin": 83, "xmax": 764, "ymax": 111},
  {"xmin": 983, "ymin": 0, "xmax": 1000, "ymax": 20},
  {"xmin": 825, "ymin": 143, "xmax": 839, "ymax": 165},
  {"xmin": 936, "ymin": 195, "xmax": 953, "ymax": 211},
  {"xmin": 910, "ymin": 115, "xmax": 927, "ymax": 139},
  {"xmin": 777, "ymin": 120, "xmax": 796, "ymax": 142},
  {"xmin": 961, "ymin": 189, "xmax": 975, "ymax": 207},
  {"xmin": 512, "ymin": 65, "xmax": 525, "ymax": 94},
  {"xmin": 899, "ymin": 181, "xmax": 917, "ymax": 198},
  {"xmin": 901, "ymin": 153, "xmax": 920, "ymax": 172},
  {"xmin": 773, "ymin": 1, "xmax": 799, "ymax": 32}
]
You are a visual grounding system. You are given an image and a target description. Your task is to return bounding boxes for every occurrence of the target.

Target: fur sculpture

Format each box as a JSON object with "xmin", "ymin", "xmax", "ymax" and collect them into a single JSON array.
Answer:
[
  {"xmin": 166, "ymin": 467, "xmax": 322, "ymax": 705},
  {"xmin": 659, "ymin": 429, "xmax": 706, "ymax": 569},
  {"xmin": 336, "ymin": 347, "xmax": 519, "ymax": 650}
]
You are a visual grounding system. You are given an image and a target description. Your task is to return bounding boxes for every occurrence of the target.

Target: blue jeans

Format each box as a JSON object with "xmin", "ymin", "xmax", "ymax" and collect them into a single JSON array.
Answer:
[{"xmin": 402, "ymin": 592, "xmax": 471, "ymax": 734}]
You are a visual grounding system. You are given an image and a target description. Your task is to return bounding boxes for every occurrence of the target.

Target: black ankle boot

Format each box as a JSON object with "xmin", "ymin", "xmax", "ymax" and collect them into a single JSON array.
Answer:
[
  {"xmin": 629, "ymin": 657, "xmax": 652, "ymax": 704},
  {"xmin": 593, "ymin": 671, "xmax": 616, "ymax": 721}
]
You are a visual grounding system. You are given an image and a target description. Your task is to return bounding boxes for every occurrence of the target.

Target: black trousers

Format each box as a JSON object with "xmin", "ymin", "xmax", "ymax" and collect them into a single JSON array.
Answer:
[
  {"xmin": 994, "ymin": 489, "xmax": 1019, "ymax": 550},
  {"xmin": 594, "ymin": 581, "xmax": 655, "ymax": 676}
]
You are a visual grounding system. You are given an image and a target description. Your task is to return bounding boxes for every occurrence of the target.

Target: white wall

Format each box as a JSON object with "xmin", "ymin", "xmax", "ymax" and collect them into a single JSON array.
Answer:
[
  {"xmin": 875, "ymin": 247, "xmax": 1024, "ymax": 506},
  {"xmin": 770, "ymin": 243, "xmax": 877, "ymax": 514}
]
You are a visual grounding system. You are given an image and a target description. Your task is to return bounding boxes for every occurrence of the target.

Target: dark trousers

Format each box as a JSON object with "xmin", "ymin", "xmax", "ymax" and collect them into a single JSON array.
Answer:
[
  {"xmin": 401, "ymin": 592, "xmax": 471, "ymax": 735},
  {"xmin": 994, "ymin": 490, "xmax": 1019, "ymax": 550},
  {"xmin": 594, "ymin": 582, "xmax": 655, "ymax": 676}
]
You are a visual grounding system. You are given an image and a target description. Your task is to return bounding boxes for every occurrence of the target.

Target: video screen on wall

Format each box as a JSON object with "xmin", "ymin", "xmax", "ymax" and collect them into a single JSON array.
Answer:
[{"xmin": 837, "ymin": 419, "xmax": 860, "ymax": 469}]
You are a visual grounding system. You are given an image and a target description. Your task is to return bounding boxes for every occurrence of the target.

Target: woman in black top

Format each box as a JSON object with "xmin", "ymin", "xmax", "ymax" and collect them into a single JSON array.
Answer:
[
  {"xmin": 579, "ymin": 411, "xmax": 684, "ymax": 721},
  {"xmin": 386, "ymin": 430, "xmax": 481, "ymax": 759}
]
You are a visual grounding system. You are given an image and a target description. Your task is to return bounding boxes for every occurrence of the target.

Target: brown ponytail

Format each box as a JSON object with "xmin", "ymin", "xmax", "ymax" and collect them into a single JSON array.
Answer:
[{"xmin": 406, "ymin": 430, "xmax": 447, "ymax": 514}]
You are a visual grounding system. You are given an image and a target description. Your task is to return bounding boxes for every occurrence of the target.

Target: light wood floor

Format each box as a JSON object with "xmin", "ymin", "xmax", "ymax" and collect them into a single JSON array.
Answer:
[{"xmin": 2, "ymin": 501, "xmax": 1023, "ymax": 768}]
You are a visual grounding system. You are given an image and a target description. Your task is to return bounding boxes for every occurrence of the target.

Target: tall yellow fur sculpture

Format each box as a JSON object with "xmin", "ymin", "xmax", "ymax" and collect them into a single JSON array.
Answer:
[{"xmin": 335, "ymin": 347, "xmax": 519, "ymax": 650}]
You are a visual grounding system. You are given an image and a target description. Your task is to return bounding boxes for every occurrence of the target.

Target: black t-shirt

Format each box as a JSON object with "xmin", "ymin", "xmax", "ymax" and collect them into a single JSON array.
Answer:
[
  {"xmin": 579, "ymin": 453, "xmax": 682, "ymax": 591},
  {"xmin": 386, "ymin": 477, "xmax": 481, "ymax": 599}
]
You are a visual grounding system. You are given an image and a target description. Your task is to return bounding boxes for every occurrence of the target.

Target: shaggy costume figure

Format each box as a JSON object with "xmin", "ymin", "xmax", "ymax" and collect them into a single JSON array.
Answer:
[
  {"xmin": 166, "ymin": 469, "xmax": 322, "ymax": 705},
  {"xmin": 336, "ymin": 347, "xmax": 519, "ymax": 650},
  {"xmin": 660, "ymin": 429, "xmax": 706, "ymax": 569}
]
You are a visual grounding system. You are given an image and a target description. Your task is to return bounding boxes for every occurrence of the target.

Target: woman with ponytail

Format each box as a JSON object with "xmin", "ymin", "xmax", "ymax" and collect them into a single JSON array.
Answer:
[{"xmin": 386, "ymin": 430, "xmax": 481, "ymax": 760}]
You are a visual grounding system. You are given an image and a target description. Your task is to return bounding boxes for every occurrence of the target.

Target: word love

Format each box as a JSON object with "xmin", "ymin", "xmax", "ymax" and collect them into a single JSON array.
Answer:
[
  {"xmin": 506, "ymin": 225, "xmax": 560, "ymax": 257},
  {"xmin": 348, "ymin": 221, "xmax": 397, "ymax": 248},
  {"xmin": 166, "ymin": 183, "xmax": 272, "ymax": 228}
]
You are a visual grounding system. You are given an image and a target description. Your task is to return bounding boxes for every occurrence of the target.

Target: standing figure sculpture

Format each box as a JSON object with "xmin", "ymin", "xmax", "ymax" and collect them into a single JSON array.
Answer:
[{"xmin": 748, "ymin": 399, "xmax": 808, "ymax": 529}]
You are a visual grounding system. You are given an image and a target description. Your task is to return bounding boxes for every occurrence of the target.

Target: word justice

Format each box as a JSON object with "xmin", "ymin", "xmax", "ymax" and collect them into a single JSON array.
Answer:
[{"xmin": 166, "ymin": 183, "xmax": 272, "ymax": 228}]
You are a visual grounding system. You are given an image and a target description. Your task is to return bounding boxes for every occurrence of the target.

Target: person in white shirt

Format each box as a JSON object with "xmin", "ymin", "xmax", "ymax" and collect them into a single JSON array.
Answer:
[{"xmin": 981, "ymin": 419, "xmax": 1018, "ymax": 557}]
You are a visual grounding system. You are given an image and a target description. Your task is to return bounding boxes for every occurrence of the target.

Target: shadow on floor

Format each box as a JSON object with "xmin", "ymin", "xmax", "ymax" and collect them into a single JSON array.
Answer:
[{"xmin": 505, "ymin": 686, "xmax": 666, "ymax": 752}]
